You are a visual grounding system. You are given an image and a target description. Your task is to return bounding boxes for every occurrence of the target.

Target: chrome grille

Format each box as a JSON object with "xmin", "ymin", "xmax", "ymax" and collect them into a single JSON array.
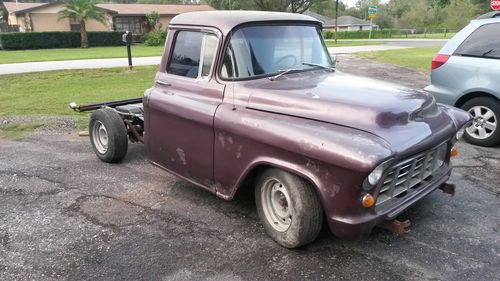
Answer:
[{"xmin": 376, "ymin": 142, "xmax": 448, "ymax": 206}]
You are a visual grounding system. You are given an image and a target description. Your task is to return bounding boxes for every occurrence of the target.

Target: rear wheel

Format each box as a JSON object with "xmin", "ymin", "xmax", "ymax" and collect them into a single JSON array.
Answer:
[
  {"xmin": 255, "ymin": 168, "xmax": 323, "ymax": 248},
  {"xmin": 89, "ymin": 108, "xmax": 128, "ymax": 163},
  {"xmin": 461, "ymin": 97, "xmax": 500, "ymax": 147}
]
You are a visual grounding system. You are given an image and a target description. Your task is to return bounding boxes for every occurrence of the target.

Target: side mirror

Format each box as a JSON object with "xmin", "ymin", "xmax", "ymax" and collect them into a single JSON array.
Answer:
[{"xmin": 332, "ymin": 54, "xmax": 338, "ymax": 68}]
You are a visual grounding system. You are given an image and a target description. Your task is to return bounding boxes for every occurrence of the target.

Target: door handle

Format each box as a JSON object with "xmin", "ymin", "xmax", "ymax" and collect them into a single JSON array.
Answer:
[{"xmin": 155, "ymin": 80, "xmax": 171, "ymax": 87}]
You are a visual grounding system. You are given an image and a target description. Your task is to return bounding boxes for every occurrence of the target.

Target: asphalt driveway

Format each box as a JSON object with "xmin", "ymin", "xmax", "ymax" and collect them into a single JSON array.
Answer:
[{"xmin": 0, "ymin": 56, "xmax": 499, "ymax": 281}]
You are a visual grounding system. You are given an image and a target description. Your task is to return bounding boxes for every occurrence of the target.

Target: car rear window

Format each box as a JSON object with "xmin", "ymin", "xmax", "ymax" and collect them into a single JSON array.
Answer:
[{"xmin": 454, "ymin": 23, "xmax": 500, "ymax": 59}]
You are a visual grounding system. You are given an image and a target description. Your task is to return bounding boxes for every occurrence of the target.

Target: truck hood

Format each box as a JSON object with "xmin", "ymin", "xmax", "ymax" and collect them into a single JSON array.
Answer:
[{"xmin": 246, "ymin": 71, "xmax": 457, "ymax": 153}]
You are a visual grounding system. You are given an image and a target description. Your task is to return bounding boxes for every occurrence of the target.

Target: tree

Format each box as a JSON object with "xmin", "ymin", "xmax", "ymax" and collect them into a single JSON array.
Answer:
[
  {"xmin": 58, "ymin": 0, "xmax": 107, "ymax": 48},
  {"xmin": 203, "ymin": 0, "xmax": 252, "ymax": 9},
  {"xmin": 146, "ymin": 11, "xmax": 161, "ymax": 31},
  {"xmin": 253, "ymin": 0, "xmax": 317, "ymax": 13},
  {"xmin": 310, "ymin": 0, "xmax": 346, "ymax": 17}
]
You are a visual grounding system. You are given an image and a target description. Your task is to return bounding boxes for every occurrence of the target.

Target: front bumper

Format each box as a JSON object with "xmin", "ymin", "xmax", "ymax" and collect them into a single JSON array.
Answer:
[{"xmin": 326, "ymin": 163, "xmax": 452, "ymax": 239}]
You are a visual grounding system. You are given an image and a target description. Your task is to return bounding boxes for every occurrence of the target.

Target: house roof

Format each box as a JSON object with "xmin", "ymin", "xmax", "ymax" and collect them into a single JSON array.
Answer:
[
  {"xmin": 2, "ymin": 1, "xmax": 214, "ymax": 16},
  {"xmin": 305, "ymin": 11, "xmax": 372, "ymax": 27},
  {"xmin": 96, "ymin": 3, "xmax": 215, "ymax": 16},
  {"xmin": 338, "ymin": 15, "xmax": 372, "ymax": 26},
  {"xmin": 2, "ymin": 2, "xmax": 46, "ymax": 14},
  {"xmin": 170, "ymin": 10, "xmax": 320, "ymax": 35}
]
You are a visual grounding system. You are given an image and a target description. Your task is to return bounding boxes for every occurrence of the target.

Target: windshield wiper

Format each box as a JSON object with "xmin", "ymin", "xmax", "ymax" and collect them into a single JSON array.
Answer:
[
  {"xmin": 268, "ymin": 68, "xmax": 303, "ymax": 81},
  {"xmin": 302, "ymin": 62, "xmax": 335, "ymax": 71},
  {"xmin": 481, "ymin": 49, "xmax": 495, "ymax": 57}
]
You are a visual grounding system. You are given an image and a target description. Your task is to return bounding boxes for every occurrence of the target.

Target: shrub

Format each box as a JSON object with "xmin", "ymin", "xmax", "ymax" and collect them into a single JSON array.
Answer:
[
  {"xmin": 144, "ymin": 31, "xmax": 167, "ymax": 46},
  {"xmin": 323, "ymin": 30, "xmax": 334, "ymax": 39},
  {"xmin": 0, "ymin": 31, "xmax": 124, "ymax": 50},
  {"xmin": 322, "ymin": 29, "xmax": 401, "ymax": 40}
]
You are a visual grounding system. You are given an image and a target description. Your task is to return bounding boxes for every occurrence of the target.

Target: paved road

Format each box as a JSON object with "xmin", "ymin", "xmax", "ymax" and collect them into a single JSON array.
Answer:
[
  {"xmin": 328, "ymin": 38, "xmax": 448, "ymax": 47},
  {"xmin": 0, "ymin": 56, "xmax": 499, "ymax": 281},
  {"xmin": 0, "ymin": 39, "xmax": 446, "ymax": 75}
]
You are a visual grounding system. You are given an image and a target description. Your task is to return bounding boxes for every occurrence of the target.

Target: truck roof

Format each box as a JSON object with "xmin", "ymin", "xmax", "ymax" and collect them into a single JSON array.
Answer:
[{"xmin": 169, "ymin": 10, "xmax": 321, "ymax": 35}]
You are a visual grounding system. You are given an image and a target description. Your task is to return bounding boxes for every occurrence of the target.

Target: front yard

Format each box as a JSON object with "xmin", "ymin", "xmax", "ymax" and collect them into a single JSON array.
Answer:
[
  {"xmin": 0, "ymin": 66, "xmax": 156, "ymax": 116},
  {"xmin": 356, "ymin": 46, "xmax": 441, "ymax": 73}
]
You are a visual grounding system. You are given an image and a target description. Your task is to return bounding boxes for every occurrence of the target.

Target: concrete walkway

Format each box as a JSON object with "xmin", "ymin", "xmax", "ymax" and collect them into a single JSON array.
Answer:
[
  {"xmin": 328, "ymin": 44, "xmax": 411, "ymax": 54},
  {"xmin": 0, "ymin": 43, "xmax": 428, "ymax": 75},
  {"xmin": 0, "ymin": 56, "xmax": 162, "ymax": 75}
]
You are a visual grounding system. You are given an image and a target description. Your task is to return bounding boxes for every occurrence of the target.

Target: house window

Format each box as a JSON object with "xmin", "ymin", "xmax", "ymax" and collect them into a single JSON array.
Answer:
[
  {"xmin": 114, "ymin": 17, "xmax": 141, "ymax": 34},
  {"xmin": 70, "ymin": 18, "xmax": 81, "ymax": 32}
]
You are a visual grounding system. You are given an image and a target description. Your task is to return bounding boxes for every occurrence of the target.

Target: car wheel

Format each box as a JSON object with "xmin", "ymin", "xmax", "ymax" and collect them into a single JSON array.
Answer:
[
  {"xmin": 461, "ymin": 97, "xmax": 500, "ymax": 147},
  {"xmin": 255, "ymin": 168, "xmax": 323, "ymax": 248},
  {"xmin": 89, "ymin": 108, "xmax": 128, "ymax": 163}
]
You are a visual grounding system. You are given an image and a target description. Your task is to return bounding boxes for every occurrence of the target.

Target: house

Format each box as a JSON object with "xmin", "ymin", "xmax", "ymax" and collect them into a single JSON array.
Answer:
[
  {"xmin": 305, "ymin": 11, "xmax": 377, "ymax": 31},
  {"xmin": 1, "ymin": 1, "xmax": 214, "ymax": 33}
]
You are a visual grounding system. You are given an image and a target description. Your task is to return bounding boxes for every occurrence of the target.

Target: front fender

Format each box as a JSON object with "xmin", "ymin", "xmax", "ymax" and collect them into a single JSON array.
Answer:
[{"xmin": 213, "ymin": 103, "xmax": 393, "ymax": 204}]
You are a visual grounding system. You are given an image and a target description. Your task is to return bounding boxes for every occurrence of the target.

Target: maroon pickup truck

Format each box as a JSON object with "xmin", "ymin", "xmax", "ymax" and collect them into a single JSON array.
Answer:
[{"xmin": 70, "ymin": 11, "xmax": 471, "ymax": 248}]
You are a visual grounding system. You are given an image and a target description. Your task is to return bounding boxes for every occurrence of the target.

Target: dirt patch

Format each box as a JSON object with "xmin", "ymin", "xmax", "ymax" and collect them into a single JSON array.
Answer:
[{"xmin": 336, "ymin": 54, "xmax": 430, "ymax": 89}]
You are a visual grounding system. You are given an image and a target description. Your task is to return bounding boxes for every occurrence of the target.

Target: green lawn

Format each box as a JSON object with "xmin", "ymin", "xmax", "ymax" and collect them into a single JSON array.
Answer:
[
  {"xmin": 356, "ymin": 46, "xmax": 441, "ymax": 73},
  {"xmin": 0, "ymin": 66, "xmax": 158, "ymax": 116},
  {"xmin": 0, "ymin": 44, "xmax": 163, "ymax": 64},
  {"xmin": 324, "ymin": 40, "xmax": 383, "ymax": 47}
]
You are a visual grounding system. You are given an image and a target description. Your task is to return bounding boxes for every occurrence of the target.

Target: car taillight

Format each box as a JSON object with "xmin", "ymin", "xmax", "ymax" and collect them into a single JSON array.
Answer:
[{"xmin": 431, "ymin": 54, "xmax": 450, "ymax": 70}]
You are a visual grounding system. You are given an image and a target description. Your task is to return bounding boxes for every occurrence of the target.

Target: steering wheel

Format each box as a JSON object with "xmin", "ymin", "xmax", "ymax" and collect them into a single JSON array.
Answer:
[{"xmin": 274, "ymin": 55, "xmax": 298, "ymax": 69}]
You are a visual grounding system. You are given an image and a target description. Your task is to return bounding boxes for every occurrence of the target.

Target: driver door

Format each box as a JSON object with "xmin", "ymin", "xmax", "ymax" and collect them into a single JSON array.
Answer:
[{"xmin": 146, "ymin": 29, "xmax": 224, "ymax": 192}]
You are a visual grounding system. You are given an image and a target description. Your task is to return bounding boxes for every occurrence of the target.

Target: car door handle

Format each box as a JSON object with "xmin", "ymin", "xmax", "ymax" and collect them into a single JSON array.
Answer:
[{"xmin": 156, "ymin": 80, "xmax": 171, "ymax": 87}]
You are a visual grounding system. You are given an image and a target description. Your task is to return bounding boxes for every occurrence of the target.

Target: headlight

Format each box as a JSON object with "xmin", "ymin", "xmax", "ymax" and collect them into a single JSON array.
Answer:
[
  {"xmin": 456, "ymin": 125, "xmax": 465, "ymax": 140},
  {"xmin": 363, "ymin": 162, "xmax": 387, "ymax": 190},
  {"xmin": 368, "ymin": 164, "xmax": 384, "ymax": 185}
]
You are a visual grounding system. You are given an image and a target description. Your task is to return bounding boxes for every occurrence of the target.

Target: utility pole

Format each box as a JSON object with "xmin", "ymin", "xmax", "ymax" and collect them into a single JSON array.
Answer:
[{"xmin": 334, "ymin": 0, "xmax": 339, "ymax": 44}]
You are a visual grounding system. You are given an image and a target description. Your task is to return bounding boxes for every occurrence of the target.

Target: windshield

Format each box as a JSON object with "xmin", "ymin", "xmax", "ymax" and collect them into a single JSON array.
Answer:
[{"xmin": 220, "ymin": 25, "xmax": 333, "ymax": 80}]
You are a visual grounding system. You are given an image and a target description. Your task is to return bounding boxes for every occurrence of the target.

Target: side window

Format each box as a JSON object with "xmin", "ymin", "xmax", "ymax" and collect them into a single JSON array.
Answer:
[
  {"xmin": 167, "ymin": 31, "xmax": 218, "ymax": 78},
  {"xmin": 201, "ymin": 35, "xmax": 218, "ymax": 77},
  {"xmin": 454, "ymin": 23, "xmax": 500, "ymax": 59}
]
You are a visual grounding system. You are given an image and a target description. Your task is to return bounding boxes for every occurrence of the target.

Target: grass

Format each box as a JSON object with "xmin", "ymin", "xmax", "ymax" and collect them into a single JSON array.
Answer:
[
  {"xmin": 324, "ymin": 40, "xmax": 384, "ymax": 47},
  {"xmin": 0, "ymin": 44, "xmax": 163, "ymax": 64},
  {"xmin": 356, "ymin": 46, "xmax": 441, "ymax": 73},
  {"xmin": 0, "ymin": 66, "xmax": 158, "ymax": 116},
  {"xmin": 0, "ymin": 122, "xmax": 47, "ymax": 139}
]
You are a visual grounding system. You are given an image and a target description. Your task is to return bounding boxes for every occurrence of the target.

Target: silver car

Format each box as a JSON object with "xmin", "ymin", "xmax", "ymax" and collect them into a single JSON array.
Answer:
[{"xmin": 425, "ymin": 12, "xmax": 500, "ymax": 146}]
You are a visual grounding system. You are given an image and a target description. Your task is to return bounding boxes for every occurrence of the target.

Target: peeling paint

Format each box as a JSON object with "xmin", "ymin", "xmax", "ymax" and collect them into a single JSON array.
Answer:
[
  {"xmin": 217, "ymin": 132, "xmax": 226, "ymax": 148},
  {"xmin": 327, "ymin": 184, "xmax": 341, "ymax": 198},
  {"xmin": 235, "ymin": 145, "xmax": 243, "ymax": 159},
  {"xmin": 299, "ymin": 139, "xmax": 319, "ymax": 152},
  {"xmin": 305, "ymin": 159, "xmax": 320, "ymax": 173},
  {"xmin": 176, "ymin": 148, "xmax": 187, "ymax": 165}
]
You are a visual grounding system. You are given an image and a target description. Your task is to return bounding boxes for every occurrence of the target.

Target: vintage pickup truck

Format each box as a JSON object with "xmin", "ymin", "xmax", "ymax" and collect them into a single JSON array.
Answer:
[{"xmin": 70, "ymin": 11, "xmax": 471, "ymax": 248}]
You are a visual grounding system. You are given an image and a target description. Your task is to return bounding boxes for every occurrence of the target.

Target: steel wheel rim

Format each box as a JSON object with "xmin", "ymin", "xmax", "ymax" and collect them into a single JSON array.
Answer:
[
  {"xmin": 466, "ymin": 105, "xmax": 497, "ymax": 140},
  {"xmin": 92, "ymin": 121, "xmax": 109, "ymax": 154},
  {"xmin": 261, "ymin": 178, "xmax": 292, "ymax": 232}
]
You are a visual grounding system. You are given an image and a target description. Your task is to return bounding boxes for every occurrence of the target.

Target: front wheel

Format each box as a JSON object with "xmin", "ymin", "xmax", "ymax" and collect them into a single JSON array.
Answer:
[
  {"xmin": 89, "ymin": 108, "xmax": 128, "ymax": 163},
  {"xmin": 255, "ymin": 168, "xmax": 323, "ymax": 248},
  {"xmin": 461, "ymin": 97, "xmax": 500, "ymax": 147}
]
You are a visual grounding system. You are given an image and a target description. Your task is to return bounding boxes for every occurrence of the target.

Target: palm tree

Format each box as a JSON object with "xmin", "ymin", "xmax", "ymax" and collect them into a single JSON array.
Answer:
[{"xmin": 58, "ymin": 0, "xmax": 106, "ymax": 48}]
